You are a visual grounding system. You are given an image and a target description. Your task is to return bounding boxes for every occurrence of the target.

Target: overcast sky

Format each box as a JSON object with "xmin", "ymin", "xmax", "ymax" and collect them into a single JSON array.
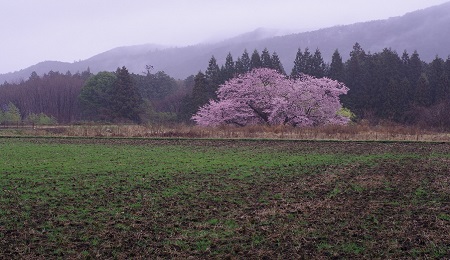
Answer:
[{"xmin": 1, "ymin": 0, "xmax": 449, "ymax": 74}]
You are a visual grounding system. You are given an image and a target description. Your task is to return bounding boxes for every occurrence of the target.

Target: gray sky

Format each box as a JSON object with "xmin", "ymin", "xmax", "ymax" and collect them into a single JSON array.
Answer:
[{"xmin": 1, "ymin": 0, "xmax": 449, "ymax": 74}]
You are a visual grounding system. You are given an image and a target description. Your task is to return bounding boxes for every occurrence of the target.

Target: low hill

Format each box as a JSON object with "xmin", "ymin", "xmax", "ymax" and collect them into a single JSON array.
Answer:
[{"xmin": 2, "ymin": 2, "xmax": 450, "ymax": 82}]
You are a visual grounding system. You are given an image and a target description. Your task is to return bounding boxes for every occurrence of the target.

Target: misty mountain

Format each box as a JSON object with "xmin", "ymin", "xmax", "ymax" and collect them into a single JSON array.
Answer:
[{"xmin": 2, "ymin": 1, "xmax": 450, "ymax": 83}]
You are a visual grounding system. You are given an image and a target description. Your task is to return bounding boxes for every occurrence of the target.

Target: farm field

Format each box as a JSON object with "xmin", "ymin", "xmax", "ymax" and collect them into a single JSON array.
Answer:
[{"xmin": 0, "ymin": 137, "xmax": 449, "ymax": 258}]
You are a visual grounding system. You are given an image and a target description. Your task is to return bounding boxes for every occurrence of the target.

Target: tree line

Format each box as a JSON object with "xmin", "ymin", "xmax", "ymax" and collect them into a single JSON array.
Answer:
[
  {"xmin": 0, "ymin": 67, "xmax": 184, "ymax": 124},
  {"xmin": 184, "ymin": 44, "xmax": 450, "ymax": 128},
  {"xmin": 339, "ymin": 43, "xmax": 450, "ymax": 127},
  {"xmin": 1, "ymin": 43, "xmax": 449, "ymax": 128},
  {"xmin": 0, "ymin": 70, "xmax": 89, "ymax": 124}
]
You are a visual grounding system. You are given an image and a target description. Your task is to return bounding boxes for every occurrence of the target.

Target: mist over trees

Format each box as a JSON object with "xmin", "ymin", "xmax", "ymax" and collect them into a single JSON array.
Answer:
[{"xmin": 1, "ymin": 43, "xmax": 450, "ymax": 129}]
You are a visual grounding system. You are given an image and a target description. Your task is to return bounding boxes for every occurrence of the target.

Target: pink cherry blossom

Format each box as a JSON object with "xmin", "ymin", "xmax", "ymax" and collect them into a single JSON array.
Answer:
[{"xmin": 192, "ymin": 68, "xmax": 349, "ymax": 127}]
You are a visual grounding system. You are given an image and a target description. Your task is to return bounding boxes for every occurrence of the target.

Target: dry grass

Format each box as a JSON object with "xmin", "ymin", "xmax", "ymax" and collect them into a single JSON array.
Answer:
[{"xmin": 2, "ymin": 123, "xmax": 450, "ymax": 142}]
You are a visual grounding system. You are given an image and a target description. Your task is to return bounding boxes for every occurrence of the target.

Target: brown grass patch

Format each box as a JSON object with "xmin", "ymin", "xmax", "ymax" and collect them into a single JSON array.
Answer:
[{"xmin": 4, "ymin": 123, "xmax": 449, "ymax": 142}]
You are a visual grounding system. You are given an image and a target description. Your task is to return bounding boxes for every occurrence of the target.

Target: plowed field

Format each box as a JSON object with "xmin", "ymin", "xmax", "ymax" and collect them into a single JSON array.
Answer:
[{"xmin": 1, "ymin": 137, "xmax": 449, "ymax": 258}]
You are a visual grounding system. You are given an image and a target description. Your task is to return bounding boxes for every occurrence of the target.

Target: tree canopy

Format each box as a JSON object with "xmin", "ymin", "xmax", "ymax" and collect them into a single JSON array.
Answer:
[
  {"xmin": 192, "ymin": 68, "xmax": 349, "ymax": 127},
  {"xmin": 79, "ymin": 71, "xmax": 117, "ymax": 121},
  {"xmin": 79, "ymin": 67, "xmax": 142, "ymax": 123}
]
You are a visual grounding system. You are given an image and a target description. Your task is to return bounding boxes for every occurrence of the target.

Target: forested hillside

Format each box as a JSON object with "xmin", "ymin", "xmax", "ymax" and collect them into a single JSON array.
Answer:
[
  {"xmin": 1, "ymin": 44, "xmax": 449, "ymax": 128},
  {"xmin": 1, "ymin": 1, "xmax": 449, "ymax": 82}
]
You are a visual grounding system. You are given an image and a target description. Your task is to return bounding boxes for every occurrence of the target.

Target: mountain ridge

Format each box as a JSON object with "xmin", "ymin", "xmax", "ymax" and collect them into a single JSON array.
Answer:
[{"xmin": 2, "ymin": 1, "xmax": 450, "ymax": 83}]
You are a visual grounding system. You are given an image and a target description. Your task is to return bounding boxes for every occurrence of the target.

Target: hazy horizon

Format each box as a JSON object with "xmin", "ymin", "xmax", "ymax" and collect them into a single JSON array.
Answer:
[{"xmin": 1, "ymin": 0, "xmax": 449, "ymax": 74}]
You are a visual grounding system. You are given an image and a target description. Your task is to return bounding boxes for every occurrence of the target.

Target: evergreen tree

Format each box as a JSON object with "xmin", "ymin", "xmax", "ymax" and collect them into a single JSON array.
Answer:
[
  {"xmin": 261, "ymin": 48, "xmax": 273, "ymax": 69},
  {"xmin": 400, "ymin": 51, "xmax": 414, "ymax": 105},
  {"xmin": 29, "ymin": 71, "xmax": 40, "ymax": 81},
  {"xmin": 401, "ymin": 50, "xmax": 410, "ymax": 65},
  {"xmin": 414, "ymin": 73, "xmax": 432, "ymax": 107},
  {"xmin": 401, "ymin": 50, "xmax": 410, "ymax": 76},
  {"xmin": 446, "ymin": 56, "xmax": 450, "ymax": 78},
  {"xmin": 427, "ymin": 56, "xmax": 445, "ymax": 104},
  {"xmin": 205, "ymin": 56, "xmax": 222, "ymax": 97},
  {"xmin": 79, "ymin": 71, "xmax": 117, "ymax": 121},
  {"xmin": 205, "ymin": 56, "xmax": 221, "ymax": 83},
  {"xmin": 344, "ymin": 42, "xmax": 367, "ymax": 115},
  {"xmin": 191, "ymin": 71, "xmax": 210, "ymax": 112},
  {"xmin": 435, "ymin": 72, "xmax": 450, "ymax": 103},
  {"xmin": 222, "ymin": 53, "xmax": 235, "ymax": 81},
  {"xmin": 385, "ymin": 78, "xmax": 410, "ymax": 121},
  {"xmin": 111, "ymin": 66, "xmax": 142, "ymax": 123},
  {"xmin": 291, "ymin": 48, "xmax": 315, "ymax": 77},
  {"xmin": 379, "ymin": 48, "xmax": 403, "ymax": 82},
  {"xmin": 80, "ymin": 67, "xmax": 92, "ymax": 81},
  {"xmin": 302, "ymin": 48, "xmax": 313, "ymax": 75},
  {"xmin": 271, "ymin": 52, "xmax": 285, "ymax": 75},
  {"xmin": 384, "ymin": 78, "xmax": 399, "ymax": 118},
  {"xmin": 134, "ymin": 71, "xmax": 178, "ymax": 100},
  {"xmin": 240, "ymin": 50, "xmax": 251, "ymax": 73},
  {"xmin": 291, "ymin": 48, "xmax": 304, "ymax": 78},
  {"xmin": 408, "ymin": 51, "xmax": 423, "ymax": 89},
  {"xmin": 152, "ymin": 71, "xmax": 178, "ymax": 99},
  {"xmin": 310, "ymin": 48, "xmax": 326, "ymax": 78},
  {"xmin": 349, "ymin": 43, "xmax": 366, "ymax": 63},
  {"xmin": 365, "ymin": 49, "xmax": 403, "ymax": 118},
  {"xmin": 235, "ymin": 57, "xmax": 245, "ymax": 75},
  {"xmin": 250, "ymin": 49, "xmax": 262, "ymax": 70},
  {"xmin": 183, "ymin": 74, "xmax": 195, "ymax": 92},
  {"xmin": 328, "ymin": 49, "xmax": 345, "ymax": 82},
  {"xmin": 178, "ymin": 75, "xmax": 197, "ymax": 122},
  {"xmin": 364, "ymin": 53, "xmax": 385, "ymax": 117},
  {"xmin": 398, "ymin": 77, "xmax": 412, "ymax": 117},
  {"xmin": 445, "ymin": 56, "xmax": 450, "ymax": 97},
  {"xmin": 0, "ymin": 108, "xmax": 4, "ymax": 124}
]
